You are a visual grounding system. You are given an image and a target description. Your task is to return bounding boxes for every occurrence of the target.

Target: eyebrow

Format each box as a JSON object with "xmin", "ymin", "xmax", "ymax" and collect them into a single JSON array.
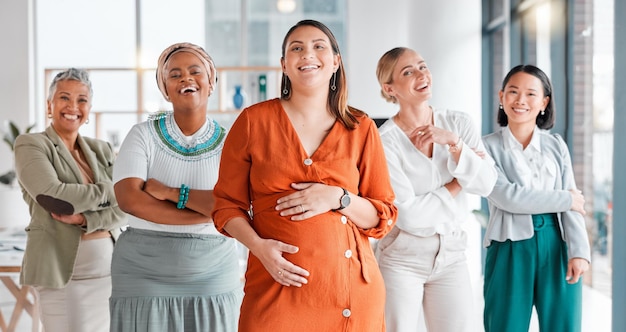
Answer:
[
  {"xmin": 168, "ymin": 64, "xmax": 203, "ymax": 72},
  {"xmin": 58, "ymin": 91, "xmax": 89, "ymax": 98},
  {"xmin": 507, "ymin": 85, "xmax": 538, "ymax": 92},
  {"xmin": 288, "ymin": 38, "xmax": 328, "ymax": 46},
  {"xmin": 399, "ymin": 60, "xmax": 425, "ymax": 72}
]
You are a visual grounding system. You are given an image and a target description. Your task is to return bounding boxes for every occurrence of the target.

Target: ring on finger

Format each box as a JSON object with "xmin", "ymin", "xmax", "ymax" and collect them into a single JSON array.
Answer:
[
  {"xmin": 299, "ymin": 204, "xmax": 304, "ymax": 213},
  {"xmin": 417, "ymin": 131, "xmax": 424, "ymax": 136},
  {"xmin": 278, "ymin": 270, "xmax": 283, "ymax": 276}
]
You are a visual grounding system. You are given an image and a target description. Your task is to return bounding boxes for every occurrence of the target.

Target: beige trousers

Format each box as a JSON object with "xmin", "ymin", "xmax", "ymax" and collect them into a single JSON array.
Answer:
[
  {"xmin": 35, "ymin": 238, "xmax": 114, "ymax": 332},
  {"xmin": 376, "ymin": 227, "xmax": 475, "ymax": 332}
]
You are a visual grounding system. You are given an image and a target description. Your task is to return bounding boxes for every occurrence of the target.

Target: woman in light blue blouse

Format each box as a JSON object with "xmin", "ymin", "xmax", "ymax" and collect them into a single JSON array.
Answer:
[{"xmin": 482, "ymin": 64, "xmax": 590, "ymax": 332}]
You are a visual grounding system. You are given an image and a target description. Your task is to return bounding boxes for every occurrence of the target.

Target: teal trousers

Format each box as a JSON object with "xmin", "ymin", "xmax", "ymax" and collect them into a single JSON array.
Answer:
[{"xmin": 483, "ymin": 213, "xmax": 583, "ymax": 332}]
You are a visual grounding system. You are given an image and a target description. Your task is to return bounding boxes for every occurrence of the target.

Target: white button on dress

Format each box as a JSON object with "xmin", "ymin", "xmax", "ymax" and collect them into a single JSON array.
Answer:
[
  {"xmin": 342, "ymin": 309, "xmax": 351, "ymax": 317},
  {"xmin": 303, "ymin": 158, "xmax": 313, "ymax": 166}
]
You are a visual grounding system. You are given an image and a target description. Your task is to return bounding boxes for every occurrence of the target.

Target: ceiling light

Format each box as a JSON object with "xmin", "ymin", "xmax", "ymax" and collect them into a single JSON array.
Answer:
[{"xmin": 277, "ymin": 0, "xmax": 296, "ymax": 14}]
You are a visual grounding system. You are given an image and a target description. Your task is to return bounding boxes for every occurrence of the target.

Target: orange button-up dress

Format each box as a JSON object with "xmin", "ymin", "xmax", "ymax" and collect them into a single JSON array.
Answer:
[{"xmin": 213, "ymin": 99, "xmax": 397, "ymax": 332}]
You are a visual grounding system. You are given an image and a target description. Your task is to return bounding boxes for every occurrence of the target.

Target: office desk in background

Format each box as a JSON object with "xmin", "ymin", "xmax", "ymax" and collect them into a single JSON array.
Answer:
[{"xmin": 0, "ymin": 228, "xmax": 40, "ymax": 332}]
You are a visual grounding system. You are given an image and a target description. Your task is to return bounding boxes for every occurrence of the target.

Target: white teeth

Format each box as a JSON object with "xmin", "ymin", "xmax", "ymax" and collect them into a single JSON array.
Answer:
[
  {"xmin": 299, "ymin": 65, "xmax": 318, "ymax": 70},
  {"xmin": 63, "ymin": 114, "xmax": 79, "ymax": 120},
  {"xmin": 180, "ymin": 86, "xmax": 198, "ymax": 93}
]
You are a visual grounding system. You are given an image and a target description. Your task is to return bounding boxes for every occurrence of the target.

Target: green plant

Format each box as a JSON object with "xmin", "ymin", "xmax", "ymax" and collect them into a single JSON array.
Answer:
[
  {"xmin": 1, "ymin": 121, "xmax": 35, "ymax": 186},
  {"xmin": 3, "ymin": 120, "xmax": 35, "ymax": 151}
]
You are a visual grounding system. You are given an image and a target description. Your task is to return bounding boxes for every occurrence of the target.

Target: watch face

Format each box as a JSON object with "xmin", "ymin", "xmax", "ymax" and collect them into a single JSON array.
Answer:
[{"xmin": 340, "ymin": 193, "xmax": 351, "ymax": 208}]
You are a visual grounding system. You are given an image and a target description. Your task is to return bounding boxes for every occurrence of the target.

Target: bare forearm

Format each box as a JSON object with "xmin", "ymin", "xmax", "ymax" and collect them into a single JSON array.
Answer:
[
  {"xmin": 116, "ymin": 179, "xmax": 210, "ymax": 225},
  {"xmin": 223, "ymin": 217, "xmax": 263, "ymax": 252}
]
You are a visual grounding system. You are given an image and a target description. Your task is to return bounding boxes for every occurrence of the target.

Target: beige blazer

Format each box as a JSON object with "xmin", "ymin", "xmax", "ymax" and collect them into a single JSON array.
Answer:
[{"xmin": 14, "ymin": 126, "xmax": 126, "ymax": 288}]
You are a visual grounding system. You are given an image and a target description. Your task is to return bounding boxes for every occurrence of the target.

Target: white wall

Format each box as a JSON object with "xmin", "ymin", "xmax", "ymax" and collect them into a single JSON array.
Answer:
[
  {"xmin": 346, "ymin": 0, "xmax": 411, "ymax": 119},
  {"xmin": 0, "ymin": 0, "xmax": 35, "ymax": 175},
  {"xmin": 346, "ymin": 0, "xmax": 482, "ymax": 126}
]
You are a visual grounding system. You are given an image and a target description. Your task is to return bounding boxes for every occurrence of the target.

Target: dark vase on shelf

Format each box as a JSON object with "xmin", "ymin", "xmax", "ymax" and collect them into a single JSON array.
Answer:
[{"xmin": 233, "ymin": 85, "xmax": 244, "ymax": 110}]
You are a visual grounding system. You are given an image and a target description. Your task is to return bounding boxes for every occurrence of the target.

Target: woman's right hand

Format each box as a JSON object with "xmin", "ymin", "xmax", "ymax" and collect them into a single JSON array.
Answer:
[
  {"xmin": 251, "ymin": 238, "xmax": 310, "ymax": 287},
  {"xmin": 569, "ymin": 189, "xmax": 586, "ymax": 215}
]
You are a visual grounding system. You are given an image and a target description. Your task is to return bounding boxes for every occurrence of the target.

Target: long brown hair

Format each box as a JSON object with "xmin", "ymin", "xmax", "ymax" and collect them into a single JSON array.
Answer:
[{"xmin": 280, "ymin": 20, "xmax": 364, "ymax": 129}]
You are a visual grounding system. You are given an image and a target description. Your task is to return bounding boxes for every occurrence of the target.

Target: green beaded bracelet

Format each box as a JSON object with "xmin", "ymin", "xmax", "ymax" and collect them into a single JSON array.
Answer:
[{"xmin": 177, "ymin": 184, "xmax": 189, "ymax": 209}]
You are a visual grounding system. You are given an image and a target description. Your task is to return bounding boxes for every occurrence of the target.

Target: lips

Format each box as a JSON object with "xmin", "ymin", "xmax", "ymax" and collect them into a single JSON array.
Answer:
[
  {"xmin": 416, "ymin": 82, "xmax": 430, "ymax": 91},
  {"xmin": 298, "ymin": 64, "xmax": 320, "ymax": 71},
  {"xmin": 179, "ymin": 86, "xmax": 198, "ymax": 94},
  {"xmin": 62, "ymin": 113, "xmax": 80, "ymax": 120}
]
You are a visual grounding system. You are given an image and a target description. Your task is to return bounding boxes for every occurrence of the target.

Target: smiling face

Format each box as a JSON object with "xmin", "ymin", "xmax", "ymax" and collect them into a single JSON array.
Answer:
[
  {"xmin": 499, "ymin": 71, "xmax": 550, "ymax": 129},
  {"xmin": 47, "ymin": 79, "xmax": 91, "ymax": 136},
  {"xmin": 164, "ymin": 51, "xmax": 211, "ymax": 111},
  {"xmin": 382, "ymin": 50, "xmax": 432, "ymax": 105},
  {"xmin": 281, "ymin": 25, "xmax": 339, "ymax": 92}
]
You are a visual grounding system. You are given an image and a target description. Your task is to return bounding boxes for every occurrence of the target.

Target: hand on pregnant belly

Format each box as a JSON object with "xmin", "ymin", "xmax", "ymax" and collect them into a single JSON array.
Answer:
[{"xmin": 252, "ymin": 237, "xmax": 311, "ymax": 287}]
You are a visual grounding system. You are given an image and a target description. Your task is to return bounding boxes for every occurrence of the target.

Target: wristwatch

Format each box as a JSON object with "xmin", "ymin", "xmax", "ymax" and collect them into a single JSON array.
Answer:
[{"xmin": 334, "ymin": 188, "xmax": 351, "ymax": 211}]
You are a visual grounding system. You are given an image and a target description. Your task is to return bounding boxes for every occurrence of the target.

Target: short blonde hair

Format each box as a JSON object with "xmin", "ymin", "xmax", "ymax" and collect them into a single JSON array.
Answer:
[{"xmin": 375, "ymin": 47, "xmax": 410, "ymax": 104}]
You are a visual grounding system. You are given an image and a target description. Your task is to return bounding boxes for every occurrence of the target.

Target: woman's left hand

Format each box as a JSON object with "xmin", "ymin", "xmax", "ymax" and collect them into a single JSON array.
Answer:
[
  {"xmin": 51, "ymin": 212, "xmax": 85, "ymax": 226},
  {"xmin": 276, "ymin": 182, "xmax": 341, "ymax": 220},
  {"xmin": 566, "ymin": 257, "xmax": 590, "ymax": 284}
]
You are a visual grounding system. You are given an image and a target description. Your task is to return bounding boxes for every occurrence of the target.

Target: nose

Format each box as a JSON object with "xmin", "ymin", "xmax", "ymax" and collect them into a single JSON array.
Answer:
[
  {"xmin": 179, "ymin": 73, "xmax": 194, "ymax": 82},
  {"xmin": 68, "ymin": 100, "xmax": 79, "ymax": 110},
  {"xmin": 301, "ymin": 50, "xmax": 314, "ymax": 59}
]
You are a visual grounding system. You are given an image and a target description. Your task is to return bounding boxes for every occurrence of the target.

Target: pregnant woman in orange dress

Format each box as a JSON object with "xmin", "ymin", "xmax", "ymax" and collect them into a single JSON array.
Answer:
[{"xmin": 212, "ymin": 20, "xmax": 397, "ymax": 332}]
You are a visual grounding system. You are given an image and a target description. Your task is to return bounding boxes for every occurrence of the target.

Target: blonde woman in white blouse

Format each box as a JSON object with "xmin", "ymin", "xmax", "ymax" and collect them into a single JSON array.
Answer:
[{"xmin": 374, "ymin": 47, "xmax": 497, "ymax": 332}]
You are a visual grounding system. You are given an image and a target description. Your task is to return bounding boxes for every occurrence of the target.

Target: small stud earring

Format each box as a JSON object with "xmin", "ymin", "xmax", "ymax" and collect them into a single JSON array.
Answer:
[
  {"xmin": 540, "ymin": 110, "xmax": 545, "ymax": 116},
  {"xmin": 499, "ymin": 104, "xmax": 503, "ymax": 110}
]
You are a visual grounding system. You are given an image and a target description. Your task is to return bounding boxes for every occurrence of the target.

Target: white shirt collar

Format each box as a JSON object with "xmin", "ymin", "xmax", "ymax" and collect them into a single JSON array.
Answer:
[{"xmin": 502, "ymin": 125, "xmax": 542, "ymax": 153}]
